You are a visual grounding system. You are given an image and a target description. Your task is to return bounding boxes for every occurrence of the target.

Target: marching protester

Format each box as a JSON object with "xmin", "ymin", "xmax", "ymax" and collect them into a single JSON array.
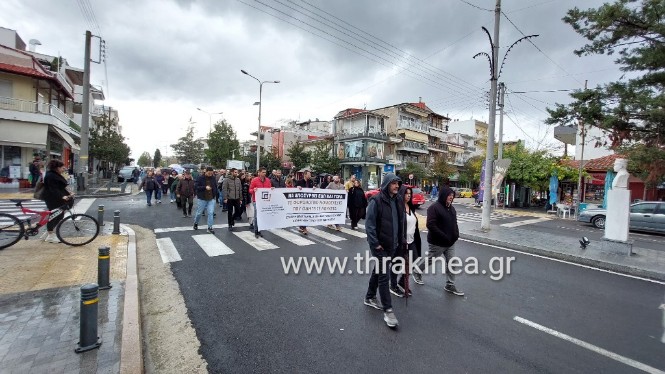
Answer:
[
  {"xmin": 320, "ymin": 175, "xmax": 332, "ymax": 189},
  {"xmin": 168, "ymin": 170, "xmax": 178, "ymax": 203},
  {"xmin": 222, "ymin": 168, "xmax": 243, "ymax": 231},
  {"xmin": 295, "ymin": 170, "xmax": 315, "ymax": 235},
  {"xmin": 344, "ymin": 174, "xmax": 356, "ymax": 191},
  {"xmin": 412, "ymin": 186, "xmax": 463, "ymax": 296},
  {"xmin": 141, "ymin": 170, "xmax": 157, "ymax": 206},
  {"xmin": 176, "ymin": 170, "xmax": 195, "ymax": 217},
  {"xmin": 41, "ymin": 159, "xmax": 75, "ymax": 243},
  {"xmin": 29, "ymin": 157, "xmax": 41, "ymax": 188},
  {"xmin": 285, "ymin": 176, "xmax": 294, "ymax": 188},
  {"xmin": 161, "ymin": 170, "xmax": 170, "ymax": 201},
  {"xmin": 347, "ymin": 179, "xmax": 367, "ymax": 229},
  {"xmin": 364, "ymin": 173, "xmax": 405, "ymax": 328},
  {"xmin": 326, "ymin": 175, "xmax": 345, "ymax": 231},
  {"xmin": 154, "ymin": 170, "xmax": 165, "ymax": 203},
  {"xmin": 249, "ymin": 167, "xmax": 272, "ymax": 238},
  {"xmin": 242, "ymin": 173, "xmax": 253, "ymax": 227},
  {"xmin": 270, "ymin": 169, "xmax": 286, "ymax": 188},
  {"xmin": 395, "ymin": 185, "xmax": 421, "ymax": 295},
  {"xmin": 217, "ymin": 169, "xmax": 227, "ymax": 211},
  {"xmin": 193, "ymin": 166, "xmax": 218, "ymax": 234}
]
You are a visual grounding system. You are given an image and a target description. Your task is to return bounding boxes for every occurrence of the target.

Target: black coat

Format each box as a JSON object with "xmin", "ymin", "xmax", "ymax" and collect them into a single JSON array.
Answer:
[
  {"xmin": 426, "ymin": 186, "xmax": 459, "ymax": 247},
  {"xmin": 195, "ymin": 174, "xmax": 219, "ymax": 200},
  {"xmin": 42, "ymin": 170, "xmax": 70, "ymax": 209},
  {"xmin": 347, "ymin": 186, "xmax": 367, "ymax": 209}
]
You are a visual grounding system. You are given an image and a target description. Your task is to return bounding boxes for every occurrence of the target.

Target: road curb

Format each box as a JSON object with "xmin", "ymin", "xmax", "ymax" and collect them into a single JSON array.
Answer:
[
  {"xmin": 460, "ymin": 232, "xmax": 665, "ymax": 282},
  {"xmin": 119, "ymin": 224, "xmax": 144, "ymax": 373}
]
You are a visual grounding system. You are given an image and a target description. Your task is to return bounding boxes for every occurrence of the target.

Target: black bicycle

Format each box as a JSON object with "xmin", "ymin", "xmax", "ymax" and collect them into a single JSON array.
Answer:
[{"xmin": 0, "ymin": 197, "xmax": 100, "ymax": 249}]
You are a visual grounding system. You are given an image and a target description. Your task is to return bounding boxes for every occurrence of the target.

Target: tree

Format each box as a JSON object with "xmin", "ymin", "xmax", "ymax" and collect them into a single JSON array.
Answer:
[
  {"xmin": 171, "ymin": 126, "xmax": 204, "ymax": 164},
  {"xmin": 429, "ymin": 159, "xmax": 457, "ymax": 184},
  {"xmin": 398, "ymin": 162, "xmax": 426, "ymax": 182},
  {"xmin": 460, "ymin": 155, "xmax": 484, "ymax": 186},
  {"xmin": 502, "ymin": 141, "xmax": 552, "ymax": 191},
  {"xmin": 310, "ymin": 141, "xmax": 339, "ymax": 175},
  {"xmin": 261, "ymin": 147, "xmax": 282, "ymax": 172},
  {"xmin": 89, "ymin": 114, "xmax": 131, "ymax": 168},
  {"xmin": 285, "ymin": 141, "xmax": 311, "ymax": 170},
  {"xmin": 137, "ymin": 151, "xmax": 152, "ymax": 167},
  {"xmin": 546, "ymin": 0, "xmax": 665, "ymax": 183},
  {"xmin": 153, "ymin": 149, "xmax": 162, "ymax": 168},
  {"xmin": 206, "ymin": 120, "xmax": 240, "ymax": 168},
  {"xmin": 618, "ymin": 143, "xmax": 665, "ymax": 198}
]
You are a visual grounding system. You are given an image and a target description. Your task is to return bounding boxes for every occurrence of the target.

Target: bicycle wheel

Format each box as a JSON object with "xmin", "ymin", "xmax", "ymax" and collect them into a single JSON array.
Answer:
[
  {"xmin": 0, "ymin": 213, "xmax": 24, "ymax": 250},
  {"xmin": 56, "ymin": 214, "xmax": 99, "ymax": 246}
]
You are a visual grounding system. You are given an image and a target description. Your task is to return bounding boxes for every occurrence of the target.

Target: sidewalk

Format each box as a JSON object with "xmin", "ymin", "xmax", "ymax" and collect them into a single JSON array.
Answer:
[
  {"xmin": 0, "ymin": 224, "xmax": 141, "ymax": 373},
  {"xmin": 458, "ymin": 221, "xmax": 665, "ymax": 281}
]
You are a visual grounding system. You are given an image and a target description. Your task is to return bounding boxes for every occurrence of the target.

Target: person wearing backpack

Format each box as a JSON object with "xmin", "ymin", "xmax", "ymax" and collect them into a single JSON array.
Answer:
[{"xmin": 141, "ymin": 170, "xmax": 157, "ymax": 206}]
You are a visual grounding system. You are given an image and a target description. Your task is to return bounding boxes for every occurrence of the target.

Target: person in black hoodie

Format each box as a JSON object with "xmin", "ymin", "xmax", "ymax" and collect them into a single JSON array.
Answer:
[
  {"xmin": 347, "ymin": 179, "xmax": 367, "ymax": 229},
  {"xmin": 42, "ymin": 159, "xmax": 74, "ymax": 243},
  {"xmin": 395, "ymin": 185, "xmax": 422, "ymax": 295},
  {"xmin": 413, "ymin": 185, "xmax": 464, "ymax": 296}
]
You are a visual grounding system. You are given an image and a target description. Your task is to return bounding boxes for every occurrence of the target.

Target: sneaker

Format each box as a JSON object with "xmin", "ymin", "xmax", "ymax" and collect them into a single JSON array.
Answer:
[
  {"xmin": 170, "ymin": 200, "xmax": 173, "ymax": 203},
  {"xmin": 207, "ymin": 227, "xmax": 214, "ymax": 234},
  {"xmin": 182, "ymin": 214, "xmax": 188, "ymax": 218},
  {"xmin": 249, "ymin": 223, "xmax": 254, "ymax": 230},
  {"xmin": 335, "ymin": 225, "xmax": 341, "ymax": 231},
  {"xmin": 412, "ymin": 272, "xmax": 424, "ymax": 285},
  {"xmin": 327, "ymin": 225, "xmax": 335, "ymax": 230},
  {"xmin": 193, "ymin": 223, "xmax": 198, "ymax": 230},
  {"xmin": 157, "ymin": 200, "xmax": 162, "ymax": 204},
  {"xmin": 363, "ymin": 297, "xmax": 382, "ymax": 310},
  {"xmin": 45, "ymin": 234, "xmax": 60, "ymax": 243},
  {"xmin": 444, "ymin": 284, "xmax": 464, "ymax": 296},
  {"xmin": 254, "ymin": 232, "xmax": 260, "ymax": 238},
  {"xmin": 228, "ymin": 226, "xmax": 234, "ymax": 232},
  {"xmin": 383, "ymin": 309, "xmax": 398, "ymax": 328},
  {"xmin": 397, "ymin": 284, "xmax": 412, "ymax": 297},
  {"xmin": 389, "ymin": 286, "xmax": 404, "ymax": 298},
  {"xmin": 39, "ymin": 231, "xmax": 49, "ymax": 241}
]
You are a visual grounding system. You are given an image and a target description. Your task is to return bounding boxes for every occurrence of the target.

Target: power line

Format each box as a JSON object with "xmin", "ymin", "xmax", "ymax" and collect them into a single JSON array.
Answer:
[
  {"xmin": 458, "ymin": 0, "xmax": 493, "ymax": 12},
  {"xmin": 505, "ymin": 0, "xmax": 556, "ymax": 14}
]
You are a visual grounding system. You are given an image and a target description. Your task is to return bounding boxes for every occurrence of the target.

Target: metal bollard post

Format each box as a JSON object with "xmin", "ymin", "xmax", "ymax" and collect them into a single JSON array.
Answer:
[
  {"xmin": 98, "ymin": 246, "xmax": 112, "ymax": 290},
  {"xmin": 75, "ymin": 284, "xmax": 102, "ymax": 353},
  {"xmin": 97, "ymin": 205, "xmax": 104, "ymax": 227},
  {"xmin": 112, "ymin": 210, "xmax": 120, "ymax": 235}
]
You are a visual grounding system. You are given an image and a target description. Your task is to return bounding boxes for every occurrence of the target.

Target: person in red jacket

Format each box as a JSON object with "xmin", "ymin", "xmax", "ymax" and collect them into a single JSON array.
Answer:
[{"xmin": 249, "ymin": 167, "xmax": 272, "ymax": 238}]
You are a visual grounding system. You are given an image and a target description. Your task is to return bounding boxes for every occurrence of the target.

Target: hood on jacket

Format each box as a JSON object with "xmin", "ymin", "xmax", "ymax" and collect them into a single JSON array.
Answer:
[
  {"xmin": 381, "ymin": 173, "xmax": 401, "ymax": 196},
  {"xmin": 438, "ymin": 185, "xmax": 455, "ymax": 204}
]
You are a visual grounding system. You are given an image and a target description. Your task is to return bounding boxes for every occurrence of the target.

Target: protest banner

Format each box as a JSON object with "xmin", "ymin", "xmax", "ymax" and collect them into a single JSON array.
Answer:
[{"xmin": 255, "ymin": 188, "xmax": 348, "ymax": 230}]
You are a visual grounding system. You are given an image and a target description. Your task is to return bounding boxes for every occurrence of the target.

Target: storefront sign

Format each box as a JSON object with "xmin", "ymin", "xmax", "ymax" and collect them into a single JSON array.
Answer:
[
  {"xmin": 383, "ymin": 164, "xmax": 394, "ymax": 173},
  {"xmin": 9, "ymin": 166, "xmax": 21, "ymax": 179},
  {"xmin": 255, "ymin": 188, "xmax": 348, "ymax": 230}
]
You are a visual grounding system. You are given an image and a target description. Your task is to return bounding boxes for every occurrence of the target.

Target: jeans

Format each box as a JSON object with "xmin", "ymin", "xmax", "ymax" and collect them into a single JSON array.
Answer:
[
  {"xmin": 226, "ymin": 199, "xmax": 241, "ymax": 226},
  {"xmin": 145, "ymin": 189, "xmax": 153, "ymax": 205},
  {"xmin": 252, "ymin": 202, "xmax": 258, "ymax": 232},
  {"xmin": 181, "ymin": 196, "xmax": 193, "ymax": 215},
  {"xmin": 194, "ymin": 199, "xmax": 215, "ymax": 228},
  {"xmin": 218, "ymin": 190, "xmax": 226, "ymax": 209},
  {"xmin": 365, "ymin": 250, "xmax": 392, "ymax": 311},
  {"xmin": 170, "ymin": 190, "xmax": 177, "ymax": 201},
  {"xmin": 413, "ymin": 243, "xmax": 457, "ymax": 285},
  {"xmin": 154, "ymin": 188, "xmax": 162, "ymax": 201}
]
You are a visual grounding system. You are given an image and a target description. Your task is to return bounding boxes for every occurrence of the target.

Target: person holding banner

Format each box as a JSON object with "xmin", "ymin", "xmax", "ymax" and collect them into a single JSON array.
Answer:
[
  {"xmin": 295, "ymin": 170, "xmax": 315, "ymax": 235},
  {"xmin": 249, "ymin": 167, "xmax": 272, "ymax": 238},
  {"xmin": 326, "ymin": 175, "xmax": 345, "ymax": 231}
]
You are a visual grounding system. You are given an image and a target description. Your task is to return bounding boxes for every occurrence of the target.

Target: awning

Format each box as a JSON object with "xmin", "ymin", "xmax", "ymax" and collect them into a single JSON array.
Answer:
[
  {"xmin": 0, "ymin": 120, "xmax": 48, "ymax": 147},
  {"xmin": 52, "ymin": 127, "xmax": 80, "ymax": 154}
]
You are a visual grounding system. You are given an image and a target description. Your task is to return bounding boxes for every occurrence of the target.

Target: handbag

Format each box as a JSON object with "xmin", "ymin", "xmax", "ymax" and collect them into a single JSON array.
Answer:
[{"xmin": 33, "ymin": 177, "xmax": 45, "ymax": 200}]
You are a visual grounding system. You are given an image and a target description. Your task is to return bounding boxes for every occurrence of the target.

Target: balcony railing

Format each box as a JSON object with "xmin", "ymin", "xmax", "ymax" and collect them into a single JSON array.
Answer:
[
  {"xmin": 397, "ymin": 140, "xmax": 429, "ymax": 152},
  {"xmin": 0, "ymin": 96, "xmax": 81, "ymax": 136},
  {"xmin": 339, "ymin": 156, "xmax": 387, "ymax": 164},
  {"xmin": 428, "ymin": 143, "xmax": 447, "ymax": 152},
  {"xmin": 397, "ymin": 119, "xmax": 429, "ymax": 133},
  {"xmin": 336, "ymin": 130, "xmax": 388, "ymax": 141}
]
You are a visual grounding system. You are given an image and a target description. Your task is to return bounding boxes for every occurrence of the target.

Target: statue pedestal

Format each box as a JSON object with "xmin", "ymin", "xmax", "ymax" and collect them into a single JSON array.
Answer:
[{"xmin": 602, "ymin": 189, "xmax": 631, "ymax": 255}]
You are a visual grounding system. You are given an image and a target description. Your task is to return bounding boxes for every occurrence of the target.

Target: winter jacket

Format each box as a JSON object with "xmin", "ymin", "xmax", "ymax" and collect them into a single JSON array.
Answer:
[
  {"xmin": 365, "ymin": 173, "xmax": 405, "ymax": 254},
  {"xmin": 249, "ymin": 176, "xmax": 272, "ymax": 202},
  {"xmin": 222, "ymin": 176, "xmax": 243, "ymax": 200},
  {"xmin": 141, "ymin": 176, "xmax": 157, "ymax": 191},
  {"xmin": 176, "ymin": 178, "xmax": 195, "ymax": 197},
  {"xmin": 295, "ymin": 178, "xmax": 314, "ymax": 189},
  {"xmin": 347, "ymin": 186, "xmax": 367, "ymax": 209},
  {"xmin": 167, "ymin": 175, "xmax": 177, "ymax": 189},
  {"xmin": 195, "ymin": 174, "xmax": 219, "ymax": 201},
  {"xmin": 326, "ymin": 181, "xmax": 345, "ymax": 191},
  {"xmin": 426, "ymin": 186, "xmax": 459, "ymax": 247},
  {"xmin": 270, "ymin": 175, "xmax": 286, "ymax": 188},
  {"xmin": 42, "ymin": 170, "xmax": 71, "ymax": 209},
  {"xmin": 242, "ymin": 181, "xmax": 251, "ymax": 205}
]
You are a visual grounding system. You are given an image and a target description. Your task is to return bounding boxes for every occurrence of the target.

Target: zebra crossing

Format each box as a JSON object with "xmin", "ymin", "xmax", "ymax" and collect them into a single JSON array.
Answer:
[
  {"xmin": 0, "ymin": 198, "xmax": 97, "ymax": 221},
  {"xmin": 153, "ymin": 222, "xmax": 368, "ymax": 263},
  {"xmin": 456, "ymin": 211, "xmax": 521, "ymax": 223}
]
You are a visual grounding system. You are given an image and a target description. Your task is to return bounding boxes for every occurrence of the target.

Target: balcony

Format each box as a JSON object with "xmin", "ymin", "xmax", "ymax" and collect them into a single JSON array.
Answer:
[
  {"xmin": 336, "ymin": 130, "xmax": 388, "ymax": 142},
  {"xmin": 339, "ymin": 156, "xmax": 387, "ymax": 164},
  {"xmin": 428, "ymin": 143, "xmax": 447, "ymax": 152},
  {"xmin": 397, "ymin": 119, "xmax": 429, "ymax": 134},
  {"xmin": 396, "ymin": 140, "xmax": 429, "ymax": 154},
  {"xmin": 429, "ymin": 125, "xmax": 447, "ymax": 138},
  {"xmin": 0, "ymin": 96, "xmax": 81, "ymax": 137}
]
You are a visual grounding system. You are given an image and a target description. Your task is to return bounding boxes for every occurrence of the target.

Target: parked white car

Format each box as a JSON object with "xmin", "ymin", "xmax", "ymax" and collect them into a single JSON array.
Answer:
[{"xmin": 577, "ymin": 201, "xmax": 665, "ymax": 233}]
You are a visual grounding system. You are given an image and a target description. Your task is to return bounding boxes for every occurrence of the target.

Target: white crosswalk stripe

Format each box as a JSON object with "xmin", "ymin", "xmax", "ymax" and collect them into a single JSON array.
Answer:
[
  {"xmin": 268, "ymin": 228, "xmax": 316, "ymax": 246},
  {"xmin": 500, "ymin": 218, "xmax": 551, "ymax": 227},
  {"xmin": 337, "ymin": 227, "xmax": 367, "ymax": 238},
  {"xmin": 233, "ymin": 231, "xmax": 279, "ymax": 251},
  {"xmin": 156, "ymin": 237, "xmax": 182, "ymax": 263},
  {"xmin": 0, "ymin": 200, "xmax": 46, "ymax": 220},
  {"xmin": 456, "ymin": 212, "xmax": 520, "ymax": 222},
  {"xmin": 305, "ymin": 227, "xmax": 347, "ymax": 242},
  {"xmin": 192, "ymin": 234, "xmax": 235, "ymax": 256}
]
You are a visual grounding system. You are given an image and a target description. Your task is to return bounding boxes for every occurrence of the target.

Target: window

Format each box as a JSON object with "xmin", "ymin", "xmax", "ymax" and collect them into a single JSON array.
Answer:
[
  {"xmin": 630, "ymin": 203, "xmax": 657, "ymax": 214},
  {"xmin": 0, "ymin": 79, "xmax": 11, "ymax": 98},
  {"xmin": 654, "ymin": 204, "xmax": 665, "ymax": 215}
]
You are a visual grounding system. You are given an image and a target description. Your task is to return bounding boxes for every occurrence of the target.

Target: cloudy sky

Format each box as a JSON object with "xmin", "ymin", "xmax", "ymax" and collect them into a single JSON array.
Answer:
[{"xmin": 1, "ymin": 0, "xmax": 623, "ymax": 160}]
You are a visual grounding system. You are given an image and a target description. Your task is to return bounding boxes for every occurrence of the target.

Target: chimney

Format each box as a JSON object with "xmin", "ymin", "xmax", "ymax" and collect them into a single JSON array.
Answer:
[
  {"xmin": 419, "ymin": 96, "xmax": 422, "ymax": 103},
  {"xmin": 28, "ymin": 39, "xmax": 41, "ymax": 52}
]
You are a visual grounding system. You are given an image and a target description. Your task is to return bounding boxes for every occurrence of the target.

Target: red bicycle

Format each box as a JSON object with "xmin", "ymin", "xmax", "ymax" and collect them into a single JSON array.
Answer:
[{"xmin": 0, "ymin": 197, "xmax": 99, "ymax": 249}]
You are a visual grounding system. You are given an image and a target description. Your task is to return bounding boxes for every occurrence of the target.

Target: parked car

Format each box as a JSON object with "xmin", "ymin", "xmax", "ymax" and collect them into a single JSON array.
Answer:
[
  {"xmin": 577, "ymin": 201, "xmax": 665, "ymax": 233},
  {"xmin": 458, "ymin": 188, "xmax": 473, "ymax": 198},
  {"xmin": 117, "ymin": 166, "xmax": 139, "ymax": 182},
  {"xmin": 364, "ymin": 184, "xmax": 426, "ymax": 208}
]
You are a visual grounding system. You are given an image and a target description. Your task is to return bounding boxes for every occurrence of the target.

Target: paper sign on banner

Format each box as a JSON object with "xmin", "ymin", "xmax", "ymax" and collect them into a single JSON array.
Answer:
[{"xmin": 255, "ymin": 188, "xmax": 348, "ymax": 230}]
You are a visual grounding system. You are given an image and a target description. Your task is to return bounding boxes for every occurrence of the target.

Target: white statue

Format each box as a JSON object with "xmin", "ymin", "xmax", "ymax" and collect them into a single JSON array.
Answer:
[{"xmin": 612, "ymin": 158, "xmax": 629, "ymax": 189}]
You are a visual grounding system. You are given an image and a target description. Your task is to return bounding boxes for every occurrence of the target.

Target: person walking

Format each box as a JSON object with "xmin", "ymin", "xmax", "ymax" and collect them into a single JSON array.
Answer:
[
  {"xmin": 42, "ymin": 159, "xmax": 74, "ymax": 243},
  {"xmin": 154, "ymin": 170, "xmax": 165, "ymax": 203},
  {"xmin": 167, "ymin": 170, "xmax": 178, "ymax": 203},
  {"xmin": 412, "ymin": 186, "xmax": 463, "ymax": 295},
  {"xmin": 320, "ymin": 175, "xmax": 332, "ymax": 189},
  {"xmin": 347, "ymin": 179, "xmax": 367, "ymax": 229},
  {"xmin": 295, "ymin": 170, "xmax": 315, "ymax": 235},
  {"xmin": 193, "ymin": 166, "xmax": 218, "ymax": 234},
  {"xmin": 430, "ymin": 184, "xmax": 438, "ymax": 201},
  {"xmin": 217, "ymin": 169, "xmax": 227, "ymax": 211},
  {"xmin": 326, "ymin": 175, "xmax": 345, "ymax": 231},
  {"xmin": 132, "ymin": 167, "xmax": 140, "ymax": 185},
  {"xmin": 140, "ymin": 170, "xmax": 157, "ymax": 206},
  {"xmin": 222, "ymin": 168, "xmax": 243, "ymax": 231},
  {"xmin": 364, "ymin": 173, "xmax": 405, "ymax": 328},
  {"xmin": 177, "ymin": 170, "xmax": 195, "ymax": 217},
  {"xmin": 270, "ymin": 169, "xmax": 286, "ymax": 188},
  {"xmin": 249, "ymin": 167, "xmax": 272, "ymax": 238},
  {"xmin": 242, "ymin": 174, "xmax": 253, "ymax": 227},
  {"xmin": 344, "ymin": 174, "xmax": 356, "ymax": 191},
  {"xmin": 395, "ymin": 185, "xmax": 421, "ymax": 296},
  {"xmin": 29, "ymin": 157, "xmax": 41, "ymax": 188}
]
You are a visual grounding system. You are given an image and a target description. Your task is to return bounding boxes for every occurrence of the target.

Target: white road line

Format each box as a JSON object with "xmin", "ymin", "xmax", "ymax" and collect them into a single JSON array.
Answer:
[
  {"xmin": 72, "ymin": 198, "xmax": 96, "ymax": 215},
  {"xmin": 192, "ymin": 234, "xmax": 234, "ymax": 256},
  {"xmin": 460, "ymin": 238, "xmax": 665, "ymax": 285},
  {"xmin": 338, "ymin": 227, "xmax": 367, "ymax": 238},
  {"xmin": 154, "ymin": 222, "xmax": 249, "ymax": 233},
  {"xmin": 288, "ymin": 229, "xmax": 342, "ymax": 250},
  {"xmin": 513, "ymin": 316, "xmax": 665, "ymax": 374},
  {"xmin": 501, "ymin": 218, "xmax": 551, "ymax": 228},
  {"xmin": 268, "ymin": 229, "xmax": 316, "ymax": 246},
  {"xmin": 155, "ymin": 237, "xmax": 182, "ymax": 263},
  {"xmin": 233, "ymin": 231, "xmax": 279, "ymax": 251},
  {"xmin": 306, "ymin": 227, "xmax": 347, "ymax": 242},
  {"xmin": 357, "ymin": 224, "xmax": 365, "ymax": 230}
]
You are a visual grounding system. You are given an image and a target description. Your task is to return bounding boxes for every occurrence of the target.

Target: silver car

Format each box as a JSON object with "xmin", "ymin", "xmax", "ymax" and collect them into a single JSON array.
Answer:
[{"xmin": 577, "ymin": 201, "xmax": 665, "ymax": 233}]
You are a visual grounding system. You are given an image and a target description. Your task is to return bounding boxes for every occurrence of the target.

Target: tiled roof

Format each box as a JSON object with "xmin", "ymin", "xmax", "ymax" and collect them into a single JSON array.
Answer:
[
  {"xmin": 0, "ymin": 62, "xmax": 52, "ymax": 79},
  {"xmin": 583, "ymin": 154, "xmax": 625, "ymax": 171}
]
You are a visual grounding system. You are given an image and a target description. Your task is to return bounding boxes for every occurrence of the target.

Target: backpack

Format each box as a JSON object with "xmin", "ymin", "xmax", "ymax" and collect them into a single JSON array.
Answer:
[{"xmin": 33, "ymin": 176, "xmax": 45, "ymax": 200}]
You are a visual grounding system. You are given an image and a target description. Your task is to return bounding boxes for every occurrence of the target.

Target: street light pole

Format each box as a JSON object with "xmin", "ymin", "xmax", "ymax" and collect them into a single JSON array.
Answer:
[
  {"xmin": 241, "ymin": 69, "xmax": 280, "ymax": 171},
  {"xmin": 196, "ymin": 108, "xmax": 223, "ymax": 136}
]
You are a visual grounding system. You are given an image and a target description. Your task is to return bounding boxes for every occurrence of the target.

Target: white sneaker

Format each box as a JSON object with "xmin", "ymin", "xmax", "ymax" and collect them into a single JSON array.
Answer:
[
  {"xmin": 45, "ymin": 234, "xmax": 60, "ymax": 243},
  {"xmin": 39, "ymin": 231, "xmax": 49, "ymax": 241}
]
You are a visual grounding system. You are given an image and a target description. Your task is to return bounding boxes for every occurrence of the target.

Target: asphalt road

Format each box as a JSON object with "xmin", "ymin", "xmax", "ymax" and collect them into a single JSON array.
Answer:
[{"xmin": 82, "ymin": 194, "xmax": 665, "ymax": 373}]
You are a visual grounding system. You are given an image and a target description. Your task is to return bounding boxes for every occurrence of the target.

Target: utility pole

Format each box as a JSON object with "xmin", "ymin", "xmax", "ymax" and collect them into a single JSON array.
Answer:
[
  {"xmin": 497, "ymin": 82, "xmax": 505, "ymax": 160},
  {"xmin": 79, "ymin": 30, "xmax": 92, "ymax": 191},
  {"xmin": 576, "ymin": 79, "xmax": 588, "ymax": 217},
  {"xmin": 480, "ymin": 0, "xmax": 501, "ymax": 231}
]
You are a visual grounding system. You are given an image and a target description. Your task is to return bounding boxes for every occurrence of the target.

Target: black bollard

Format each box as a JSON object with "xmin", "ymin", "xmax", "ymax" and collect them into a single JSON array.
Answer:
[
  {"xmin": 75, "ymin": 284, "xmax": 102, "ymax": 353},
  {"xmin": 97, "ymin": 205, "xmax": 104, "ymax": 227},
  {"xmin": 112, "ymin": 210, "xmax": 120, "ymax": 235},
  {"xmin": 98, "ymin": 246, "xmax": 112, "ymax": 290}
]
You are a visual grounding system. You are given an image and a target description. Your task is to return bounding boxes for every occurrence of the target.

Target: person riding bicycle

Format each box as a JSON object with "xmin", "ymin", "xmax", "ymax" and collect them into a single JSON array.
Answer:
[{"xmin": 42, "ymin": 159, "xmax": 74, "ymax": 243}]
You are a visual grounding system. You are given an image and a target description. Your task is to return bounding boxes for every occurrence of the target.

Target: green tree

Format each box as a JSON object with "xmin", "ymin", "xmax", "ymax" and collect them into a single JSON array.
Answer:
[
  {"xmin": 261, "ymin": 147, "xmax": 282, "ymax": 172},
  {"xmin": 429, "ymin": 159, "xmax": 457, "ymax": 184},
  {"xmin": 399, "ymin": 162, "xmax": 426, "ymax": 182},
  {"xmin": 153, "ymin": 149, "xmax": 162, "ymax": 168},
  {"xmin": 206, "ymin": 120, "xmax": 240, "ymax": 168},
  {"xmin": 310, "ymin": 141, "xmax": 339, "ymax": 175},
  {"xmin": 137, "ymin": 151, "xmax": 152, "ymax": 167},
  {"xmin": 460, "ymin": 155, "xmax": 484, "ymax": 186},
  {"xmin": 89, "ymin": 115, "xmax": 131, "ymax": 168},
  {"xmin": 502, "ymin": 142, "xmax": 552, "ymax": 191},
  {"xmin": 619, "ymin": 143, "xmax": 665, "ymax": 199},
  {"xmin": 171, "ymin": 126, "xmax": 204, "ymax": 164},
  {"xmin": 285, "ymin": 141, "xmax": 311, "ymax": 170}
]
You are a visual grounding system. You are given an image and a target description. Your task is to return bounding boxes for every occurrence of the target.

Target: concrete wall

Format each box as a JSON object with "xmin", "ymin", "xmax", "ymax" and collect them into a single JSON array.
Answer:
[{"xmin": 0, "ymin": 72, "xmax": 35, "ymax": 101}]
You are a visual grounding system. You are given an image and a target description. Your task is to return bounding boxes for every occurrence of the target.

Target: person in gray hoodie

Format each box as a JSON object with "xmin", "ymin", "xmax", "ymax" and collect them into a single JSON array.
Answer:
[
  {"xmin": 222, "ymin": 168, "xmax": 243, "ymax": 231},
  {"xmin": 412, "ymin": 185, "xmax": 463, "ymax": 296},
  {"xmin": 363, "ymin": 173, "xmax": 405, "ymax": 328}
]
